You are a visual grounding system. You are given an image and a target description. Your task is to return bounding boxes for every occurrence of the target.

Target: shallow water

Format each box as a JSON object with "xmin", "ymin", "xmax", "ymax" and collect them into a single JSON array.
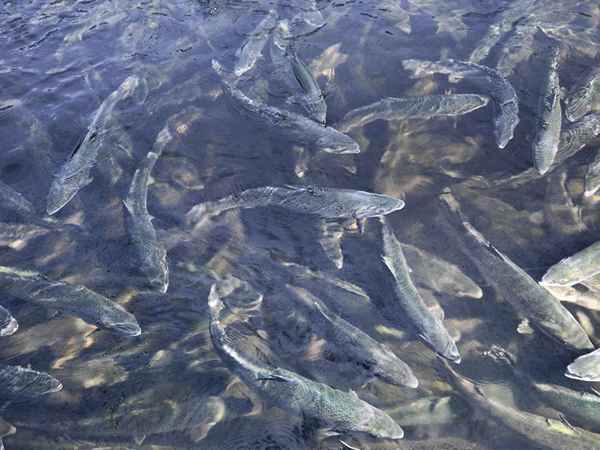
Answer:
[{"xmin": 1, "ymin": 0, "xmax": 600, "ymax": 449}]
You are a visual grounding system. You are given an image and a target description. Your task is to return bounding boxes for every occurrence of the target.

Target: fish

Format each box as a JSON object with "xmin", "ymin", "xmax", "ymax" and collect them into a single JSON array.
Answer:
[
  {"xmin": 584, "ymin": 148, "xmax": 600, "ymax": 197},
  {"xmin": 336, "ymin": 94, "xmax": 490, "ymax": 133},
  {"xmin": 0, "ymin": 364, "xmax": 62, "ymax": 401},
  {"xmin": 212, "ymin": 59, "xmax": 359, "ymax": 154},
  {"xmin": 380, "ymin": 217, "xmax": 461, "ymax": 363},
  {"xmin": 541, "ymin": 241, "xmax": 600, "ymax": 287},
  {"xmin": 47, "ymin": 75, "xmax": 142, "ymax": 215},
  {"xmin": 532, "ymin": 37, "xmax": 562, "ymax": 175},
  {"xmin": 284, "ymin": 284, "xmax": 418, "ymax": 388},
  {"xmin": 467, "ymin": 0, "xmax": 536, "ymax": 64},
  {"xmin": 234, "ymin": 10, "xmax": 278, "ymax": 77},
  {"xmin": 289, "ymin": 47, "xmax": 327, "ymax": 125},
  {"xmin": 123, "ymin": 129, "xmax": 170, "ymax": 294},
  {"xmin": 438, "ymin": 190, "xmax": 594, "ymax": 353},
  {"xmin": 473, "ymin": 113, "xmax": 600, "ymax": 190},
  {"xmin": 186, "ymin": 184, "xmax": 404, "ymax": 227},
  {"xmin": 207, "ymin": 283, "xmax": 405, "ymax": 440},
  {"xmin": 564, "ymin": 65, "xmax": 600, "ymax": 122},
  {"xmin": 566, "ymin": 348, "xmax": 600, "ymax": 382},
  {"xmin": 0, "ymin": 265, "xmax": 141, "ymax": 337},
  {"xmin": 487, "ymin": 345, "xmax": 600, "ymax": 431},
  {"xmin": 0, "ymin": 305, "xmax": 18, "ymax": 337},
  {"xmin": 0, "ymin": 180, "xmax": 35, "ymax": 217},
  {"xmin": 442, "ymin": 360, "xmax": 600, "ymax": 450},
  {"xmin": 402, "ymin": 59, "xmax": 519, "ymax": 148}
]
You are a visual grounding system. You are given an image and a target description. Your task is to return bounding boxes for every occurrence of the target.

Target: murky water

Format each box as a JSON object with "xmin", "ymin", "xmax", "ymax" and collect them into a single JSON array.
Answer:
[{"xmin": 1, "ymin": 0, "xmax": 600, "ymax": 449}]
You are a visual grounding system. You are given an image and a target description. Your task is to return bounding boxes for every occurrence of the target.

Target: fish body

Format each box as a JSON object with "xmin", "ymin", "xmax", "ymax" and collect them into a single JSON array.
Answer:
[
  {"xmin": 0, "ymin": 181, "xmax": 35, "ymax": 217},
  {"xmin": 444, "ymin": 362, "xmax": 600, "ymax": 450},
  {"xmin": 541, "ymin": 241, "xmax": 600, "ymax": 287},
  {"xmin": 0, "ymin": 305, "xmax": 17, "ymax": 337},
  {"xmin": 124, "ymin": 128, "xmax": 170, "ymax": 294},
  {"xmin": 402, "ymin": 59, "xmax": 519, "ymax": 148},
  {"xmin": 566, "ymin": 348, "xmax": 600, "ymax": 382},
  {"xmin": 438, "ymin": 192, "xmax": 593, "ymax": 352},
  {"xmin": 0, "ymin": 265, "xmax": 141, "ymax": 336},
  {"xmin": 213, "ymin": 60, "xmax": 359, "ymax": 154},
  {"xmin": 565, "ymin": 65, "xmax": 600, "ymax": 122},
  {"xmin": 285, "ymin": 285, "xmax": 418, "ymax": 388},
  {"xmin": 186, "ymin": 184, "xmax": 404, "ymax": 226},
  {"xmin": 380, "ymin": 217, "xmax": 460, "ymax": 363},
  {"xmin": 208, "ymin": 284, "xmax": 404, "ymax": 440},
  {"xmin": 336, "ymin": 94, "xmax": 489, "ymax": 133},
  {"xmin": 533, "ymin": 43, "xmax": 562, "ymax": 174},
  {"xmin": 234, "ymin": 10, "xmax": 278, "ymax": 77},
  {"xmin": 0, "ymin": 364, "xmax": 62, "ymax": 401},
  {"xmin": 47, "ymin": 75, "xmax": 141, "ymax": 215}
]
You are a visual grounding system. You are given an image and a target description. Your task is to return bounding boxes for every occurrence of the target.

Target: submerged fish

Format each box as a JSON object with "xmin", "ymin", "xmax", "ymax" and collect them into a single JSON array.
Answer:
[
  {"xmin": 565, "ymin": 65, "xmax": 600, "ymax": 122},
  {"xmin": 487, "ymin": 346, "xmax": 600, "ymax": 430},
  {"xmin": 380, "ymin": 217, "xmax": 461, "ymax": 363},
  {"xmin": 289, "ymin": 47, "xmax": 327, "ymax": 125},
  {"xmin": 47, "ymin": 75, "xmax": 142, "ymax": 215},
  {"xmin": 532, "ymin": 39, "xmax": 562, "ymax": 175},
  {"xmin": 0, "ymin": 180, "xmax": 35, "ymax": 217},
  {"xmin": 234, "ymin": 10, "xmax": 278, "ymax": 77},
  {"xmin": 336, "ymin": 94, "xmax": 489, "ymax": 133},
  {"xmin": 285, "ymin": 284, "xmax": 418, "ymax": 388},
  {"xmin": 0, "ymin": 364, "xmax": 62, "ymax": 401},
  {"xmin": 0, "ymin": 265, "xmax": 141, "ymax": 336},
  {"xmin": 402, "ymin": 59, "xmax": 519, "ymax": 148},
  {"xmin": 123, "ymin": 129, "xmax": 170, "ymax": 294},
  {"xmin": 438, "ymin": 191, "xmax": 593, "ymax": 353},
  {"xmin": 584, "ymin": 148, "xmax": 600, "ymax": 197},
  {"xmin": 0, "ymin": 305, "xmax": 17, "ymax": 337},
  {"xmin": 213, "ymin": 59, "xmax": 359, "ymax": 154},
  {"xmin": 208, "ymin": 283, "xmax": 404, "ymax": 440},
  {"xmin": 566, "ymin": 348, "xmax": 600, "ymax": 382},
  {"xmin": 442, "ymin": 360, "xmax": 600, "ymax": 450},
  {"xmin": 541, "ymin": 241, "xmax": 600, "ymax": 287},
  {"xmin": 186, "ymin": 184, "xmax": 404, "ymax": 227}
]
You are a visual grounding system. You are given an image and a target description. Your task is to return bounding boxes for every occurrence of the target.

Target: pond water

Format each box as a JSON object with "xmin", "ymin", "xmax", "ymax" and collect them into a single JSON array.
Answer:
[{"xmin": 1, "ymin": 0, "xmax": 600, "ymax": 449}]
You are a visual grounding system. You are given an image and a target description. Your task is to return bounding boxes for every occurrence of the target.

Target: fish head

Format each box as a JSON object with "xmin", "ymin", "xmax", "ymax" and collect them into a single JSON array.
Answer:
[
  {"xmin": 46, "ymin": 168, "xmax": 92, "ymax": 215},
  {"xmin": 360, "ymin": 406, "xmax": 404, "ymax": 440},
  {"xmin": 565, "ymin": 350, "xmax": 600, "ymax": 382},
  {"xmin": 108, "ymin": 320, "xmax": 142, "ymax": 337},
  {"xmin": 493, "ymin": 101, "xmax": 518, "ymax": 149},
  {"xmin": 315, "ymin": 132, "xmax": 360, "ymax": 154},
  {"xmin": 540, "ymin": 266, "xmax": 573, "ymax": 287},
  {"xmin": 354, "ymin": 194, "xmax": 405, "ymax": 219},
  {"xmin": 418, "ymin": 328, "xmax": 461, "ymax": 364},
  {"xmin": 372, "ymin": 352, "xmax": 418, "ymax": 388}
]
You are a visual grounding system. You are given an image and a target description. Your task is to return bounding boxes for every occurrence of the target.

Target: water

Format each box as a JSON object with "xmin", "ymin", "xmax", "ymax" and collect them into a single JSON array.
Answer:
[{"xmin": 1, "ymin": 0, "xmax": 600, "ymax": 448}]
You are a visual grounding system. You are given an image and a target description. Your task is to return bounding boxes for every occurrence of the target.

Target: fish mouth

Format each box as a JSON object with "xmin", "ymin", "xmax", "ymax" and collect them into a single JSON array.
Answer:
[{"xmin": 110, "ymin": 322, "xmax": 142, "ymax": 337}]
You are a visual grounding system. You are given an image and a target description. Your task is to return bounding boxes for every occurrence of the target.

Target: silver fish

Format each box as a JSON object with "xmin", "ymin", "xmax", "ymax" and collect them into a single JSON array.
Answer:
[
  {"xmin": 565, "ymin": 65, "xmax": 600, "ymax": 122},
  {"xmin": 0, "ymin": 305, "xmax": 17, "ymax": 337},
  {"xmin": 532, "ymin": 39, "xmax": 562, "ymax": 175},
  {"xmin": 186, "ymin": 184, "xmax": 404, "ymax": 227},
  {"xmin": 336, "ymin": 94, "xmax": 489, "ymax": 133},
  {"xmin": 541, "ymin": 241, "xmax": 600, "ymax": 287},
  {"xmin": 443, "ymin": 361, "xmax": 600, "ymax": 450},
  {"xmin": 402, "ymin": 59, "xmax": 519, "ymax": 148},
  {"xmin": 208, "ymin": 283, "xmax": 405, "ymax": 440},
  {"xmin": 0, "ymin": 180, "xmax": 35, "ymax": 217},
  {"xmin": 213, "ymin": 59, "xmax": 359, "ymax": 154},
  {"xmin": 0, "ymin": 265, "xmax": 141, "ymax": 336},
  {"xmin": 380, "ymin": 217, "xmax": 460, "ymax": 363},
  {"xmin": 47, "ymin": 75, "xmax": 142, "ymax": 215},
  {"xmin": 438, "ymin": 191, "xmax": 594, "ymax": 353},
  {"xmin": 0, "ymin": 364, "xmax": 62, "ymax": 401},
  {"xmin": 285, "ymin": 284, "xmax": 418, "ymax": 388},
  {"xmin": 566, "ymin": 347, "xmax": 600, "ymax": 382},
  {"xmin": 584, "ymin": 148, "xmax": 600, "ymax": 197},
  {"xmin": 234, "ymin": 10, "xmax": 278, "ymax": 77},
  {"xmin": 289, "ymin": 47, "xmax": 327, "ymax": 124},
  {"xmin": 123, "ymin": 129, "xmax": 170, "ymax": 294}
]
